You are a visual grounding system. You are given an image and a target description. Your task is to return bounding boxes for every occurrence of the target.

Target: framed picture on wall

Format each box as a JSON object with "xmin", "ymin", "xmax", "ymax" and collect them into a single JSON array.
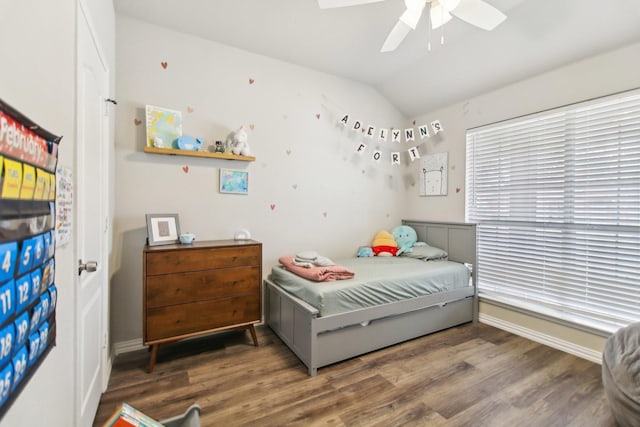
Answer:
[
  {"xmin": 219, "ymin": 169, "xmax": 249, "ymax": 195},
  {"xmin": 145, "ymin": 213, "xmax": 181, "ymax": 246},
  {"xmin": 145, "ymin": 105, "xmax": 182, "ymax": 148},
  {"xmin": 419, "ymin": 152, "xmax": 448, "ymax": 196}
]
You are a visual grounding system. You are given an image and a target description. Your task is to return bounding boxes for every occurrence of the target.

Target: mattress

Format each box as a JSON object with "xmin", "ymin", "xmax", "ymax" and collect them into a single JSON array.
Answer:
[{"xmin": 269, "ymin": 256, "xmax": 471, "ymax": 317}]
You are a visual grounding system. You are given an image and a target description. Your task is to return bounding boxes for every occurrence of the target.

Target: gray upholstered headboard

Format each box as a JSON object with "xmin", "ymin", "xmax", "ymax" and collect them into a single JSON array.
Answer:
[
  {"xmin": 401, "ymin": 219, "xmax": 477, "ymax": 266},
  {"xmin": 402, "ymin": 220, "xmax": 478, "ymax": 321}
]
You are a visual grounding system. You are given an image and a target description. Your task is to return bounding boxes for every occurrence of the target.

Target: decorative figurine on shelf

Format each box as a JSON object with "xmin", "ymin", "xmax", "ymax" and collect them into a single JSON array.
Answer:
[
  {"xmin": 174, "ymin": 135, "xmax": 203, "ymax": 151},
  {"xmin": 214, "ymin": 140, "xmax": 225, "ymax": 153},
  {"xmin": 153, "ymin": 136, "xmax": 165, "ymax": 148},
  {"xmin": 225, "ymin": 126, "xmax": 252, "ymax": 157}
]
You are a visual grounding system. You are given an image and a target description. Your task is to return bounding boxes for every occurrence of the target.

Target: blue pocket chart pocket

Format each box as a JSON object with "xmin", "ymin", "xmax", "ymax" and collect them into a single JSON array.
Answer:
[
  {"xmin": 12, "ymin": 312, "xmax": 29, "ymax": 353},
  {"xmin": 27, "ymin": 332, "xmax": 40, "ymax": 367},
  {"xmin": 0, "ymin": 324, "xmax": 14, "ymax": 367},
  {"xmin": 48, "ymin": 285, "xmax": 57, "ymax": 315},
  {"xmin": 42, "ymin": 233, "xmax": 51, "ymax": 261},
  {"xmin": 0, "ymin": 281, "xmax": 15, "ymax": 326},
  {"xmin": 14, "ymin": 275, "xmax": 31, "ymax": 314},
  {"xmin": 29, "ymin": 269, "xmax": 42, "ymax": 305},
  {"xmin": 0, "ymin": 243, "xmax": 17, "ymax": 284},
  {"xmin": 29, "ymin": 302, "xmax": 43, "ymax": 335},
  {"xmin": 39, "ymin": 294, "xmax": 50, "ymax": 322},
  {"xmin": 16, "ymin": 238, "xmax": 37, "ymax": 276},
  {"xmin": 31, "ymin": 235, "xmax": 45, "ymax": 270},
  {"xmin": 10, "ymin": 346, "xmax": 27, "ymax": 392},
  {"xmin": 0, "ymin": 362, "xmax": 13, "ymax": 408},
  {"xmin": 37, "ymin": 322, "xmax": 49, "ymax": 356}
]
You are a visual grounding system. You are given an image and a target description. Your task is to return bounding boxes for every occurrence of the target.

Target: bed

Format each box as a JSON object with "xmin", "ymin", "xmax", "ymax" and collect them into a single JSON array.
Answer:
[{"xmin": 264, "ymin": 220, "xmax": 477, "ymax": 376}]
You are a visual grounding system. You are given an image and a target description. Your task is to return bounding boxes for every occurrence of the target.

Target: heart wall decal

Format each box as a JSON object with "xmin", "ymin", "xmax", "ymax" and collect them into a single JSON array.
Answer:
[
  {"xmin": 270, "ymin": 203, "xmax": 276, "ymax": 210},
  {"xmin": 161, "ymin": 61, "xmax": 168, "ymax": 69},
  {"xmin": 134, "ymin": 119, "xmax": 142, "ymax": 126}
]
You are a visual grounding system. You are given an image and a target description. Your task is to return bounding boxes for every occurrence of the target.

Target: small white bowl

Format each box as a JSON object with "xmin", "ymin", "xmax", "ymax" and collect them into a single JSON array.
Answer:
[{"xmin": 179, "ymin": 233, "xmax": 195, "ymax": 244}]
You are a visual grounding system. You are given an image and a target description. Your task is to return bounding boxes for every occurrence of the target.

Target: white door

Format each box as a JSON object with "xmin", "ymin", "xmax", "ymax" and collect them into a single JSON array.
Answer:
[{"xmin": 77, "ymin": 4, "xmax": 109, "ymax": 426}]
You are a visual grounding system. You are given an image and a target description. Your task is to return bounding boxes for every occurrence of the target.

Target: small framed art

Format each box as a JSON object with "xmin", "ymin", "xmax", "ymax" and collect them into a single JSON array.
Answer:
[
  {"xmin": 219, "ymin": 169, "xmax": 249, "ymax": 195},
  {"xmin": 419, "ymin": 152, "xmax": 448, "ymax": 196},
  {"xmin": 145, "ymin": 213, "xmax": 181, "ymax": 246}
]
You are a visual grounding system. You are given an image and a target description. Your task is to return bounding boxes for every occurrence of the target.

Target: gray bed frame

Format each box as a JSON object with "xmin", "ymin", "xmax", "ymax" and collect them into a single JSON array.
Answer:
[{"xmin": 264, "ymin": 220, "xmax": 477, "ymax": 376}]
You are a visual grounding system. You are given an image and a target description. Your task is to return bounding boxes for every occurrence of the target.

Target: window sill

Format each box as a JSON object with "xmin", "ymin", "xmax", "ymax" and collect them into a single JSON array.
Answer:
[{"xmin": 478, "ymin": 293, "xmax": 617, "ymax": 337}]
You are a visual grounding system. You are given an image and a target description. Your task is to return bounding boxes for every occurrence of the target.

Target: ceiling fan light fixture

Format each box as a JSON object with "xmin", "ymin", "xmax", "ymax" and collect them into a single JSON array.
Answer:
[{"xmin": 430, "ymin": 4, "xmax": 452, "ymax": 29}]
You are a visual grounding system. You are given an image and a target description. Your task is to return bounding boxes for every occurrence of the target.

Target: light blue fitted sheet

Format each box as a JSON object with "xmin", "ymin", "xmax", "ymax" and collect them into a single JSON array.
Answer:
[{"xmin": 269, "ymin": 257, "xmax": 471, "ymax": 317}]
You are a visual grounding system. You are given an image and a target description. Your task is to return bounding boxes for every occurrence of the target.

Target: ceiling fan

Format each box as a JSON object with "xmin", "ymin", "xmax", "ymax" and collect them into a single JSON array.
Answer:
[{"xmin": 318, "ymin": 0, "xmax": 507, "ymax": 52}]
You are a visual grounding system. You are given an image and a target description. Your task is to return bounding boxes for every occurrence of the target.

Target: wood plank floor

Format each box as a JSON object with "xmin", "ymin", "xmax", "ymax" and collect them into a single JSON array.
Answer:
[{"xmin": 93, "ymin": 323, "xmax": 616, "ymax": 427}]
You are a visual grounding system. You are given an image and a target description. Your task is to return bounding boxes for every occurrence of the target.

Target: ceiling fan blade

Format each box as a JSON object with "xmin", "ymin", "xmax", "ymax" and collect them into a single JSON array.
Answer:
[
  {"xmin": 399, "ymin": 0, "xmax": 426, "ymax": 29},
  {"xmin": 317, "ymin": 0, "xmax": 384, "ymax": 8},
  {"xmin": 380, "ymin": 20, "xmax": 412, "ymax": 52},
  {"xmin": 449, "ymin": 0, "xmax": 506, "ymax": 30}
]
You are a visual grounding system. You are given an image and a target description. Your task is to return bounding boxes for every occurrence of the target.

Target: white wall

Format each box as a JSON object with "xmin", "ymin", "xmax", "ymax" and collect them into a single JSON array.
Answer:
[
  {"xmin": 404, "ymin": 41, "xmax": 640, "ymax": 354},
  {"xmin": 0, "ymin": 2, "xmax": 76, "ymax": 425},
  {"xmin": 111, "ymin": 16, "xmax": 410, "ymax": 345},
  {"xmin": 0, "ymin": 0, "xmax": 116, "ymax": 425}
]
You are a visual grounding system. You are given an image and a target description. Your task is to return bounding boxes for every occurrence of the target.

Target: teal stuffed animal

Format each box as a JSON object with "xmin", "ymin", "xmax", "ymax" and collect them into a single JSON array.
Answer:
[
  {"xmin": 391, "ymin": 225, "xmax": 417, "ymax": 255},
  {"xmin": 357, "ymin": 246, "xmax": 374, "ymax": 257}
]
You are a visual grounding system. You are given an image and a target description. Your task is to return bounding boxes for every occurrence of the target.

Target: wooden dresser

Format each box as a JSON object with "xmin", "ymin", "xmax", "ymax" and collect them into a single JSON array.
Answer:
[{"xmin": 143, "ymin": 239, "xmax": 262, "ymax": 372}]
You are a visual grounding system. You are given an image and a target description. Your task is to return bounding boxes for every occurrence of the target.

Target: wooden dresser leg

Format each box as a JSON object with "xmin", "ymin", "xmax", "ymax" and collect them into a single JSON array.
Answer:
[
  {"xmin": 148, "ymin": 344, "xmax": 159, "ymax": 373},
  {"xmin": 248, "ymin": 324, "xmax": 258, "ymax": 346}
]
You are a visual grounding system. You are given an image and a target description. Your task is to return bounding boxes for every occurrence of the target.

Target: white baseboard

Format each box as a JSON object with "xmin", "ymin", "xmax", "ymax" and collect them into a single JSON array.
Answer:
[
  {"xmin": 113, "ymin": 338, "xmax": 144, "ymax": 356},
  {"xmin": 479, "ymin": 313, "xmax": 602, "ymax": 364}
]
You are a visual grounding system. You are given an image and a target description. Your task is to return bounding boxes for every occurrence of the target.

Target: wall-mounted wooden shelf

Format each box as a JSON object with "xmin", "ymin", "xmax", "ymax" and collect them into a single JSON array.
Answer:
[{"xmin": 143, "ymin": 146, "xmax": 256, "ymax": 162}]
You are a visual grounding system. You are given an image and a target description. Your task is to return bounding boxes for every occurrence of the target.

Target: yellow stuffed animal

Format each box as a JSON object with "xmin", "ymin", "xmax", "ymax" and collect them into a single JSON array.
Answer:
[{"xmin": 371, "ymin": 230, "xmax": 399, "ymax": 256}]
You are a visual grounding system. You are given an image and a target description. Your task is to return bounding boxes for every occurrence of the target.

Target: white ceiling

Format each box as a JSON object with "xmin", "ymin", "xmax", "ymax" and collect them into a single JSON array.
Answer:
[{"xmin": 114, "ymin": 0, "xmax": 640, "ymax": 117}]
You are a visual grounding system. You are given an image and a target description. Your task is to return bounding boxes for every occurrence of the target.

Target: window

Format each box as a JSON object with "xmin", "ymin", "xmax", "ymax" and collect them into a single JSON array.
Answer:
[{"xmin": 466, "ymin": 89, "xmax": 640, "ymax": 332}]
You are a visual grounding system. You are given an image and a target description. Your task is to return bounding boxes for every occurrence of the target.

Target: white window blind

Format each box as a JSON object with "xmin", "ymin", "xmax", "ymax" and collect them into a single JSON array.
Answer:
[{"xmin": 466, "ymin": 89, "xmax": 640, "ymax": 332}]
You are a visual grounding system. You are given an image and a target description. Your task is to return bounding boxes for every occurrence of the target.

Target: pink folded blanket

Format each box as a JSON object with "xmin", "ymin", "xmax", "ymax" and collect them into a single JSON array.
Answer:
[{"xmin": 278, "ymin": 256, "xmax": 355, "ymax": 282}]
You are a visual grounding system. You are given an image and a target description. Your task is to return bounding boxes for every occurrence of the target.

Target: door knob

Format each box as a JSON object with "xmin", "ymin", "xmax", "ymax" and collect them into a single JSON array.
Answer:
[{"xmin": 78, "ymin": 259, "xmax": 98, "ymax": 275}]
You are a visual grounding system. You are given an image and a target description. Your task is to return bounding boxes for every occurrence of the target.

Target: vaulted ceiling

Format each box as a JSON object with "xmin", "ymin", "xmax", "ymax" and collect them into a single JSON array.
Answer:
[{"xmin": 114, "ymin": 0, "xmax": 640, "ymax": 117}]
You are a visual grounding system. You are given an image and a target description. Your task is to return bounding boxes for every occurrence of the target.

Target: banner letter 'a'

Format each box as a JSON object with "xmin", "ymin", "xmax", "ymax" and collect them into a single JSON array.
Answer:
[{"xmin": 339, "ymin": 114, "xmax": 349, "ymax": 126}]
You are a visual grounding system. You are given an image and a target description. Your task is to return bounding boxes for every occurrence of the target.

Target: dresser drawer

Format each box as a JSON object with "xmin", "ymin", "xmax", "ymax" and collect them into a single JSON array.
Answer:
[
  {"xmin": 145, "ymin": 294, "xmax": 260, "ymax": 342},
  {"xmin": 146, "ymin": 266, "xmax": 259, "ymax": 308},
  {"xmin": 146, "ymin": 245, "xmax": 260, "ymax": 275}
]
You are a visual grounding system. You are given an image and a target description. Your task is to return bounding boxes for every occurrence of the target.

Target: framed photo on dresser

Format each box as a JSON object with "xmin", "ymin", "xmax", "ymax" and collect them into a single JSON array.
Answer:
[{"xmin": 145, "ymin": 213, "xmax": 181, "ymax": 246}]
